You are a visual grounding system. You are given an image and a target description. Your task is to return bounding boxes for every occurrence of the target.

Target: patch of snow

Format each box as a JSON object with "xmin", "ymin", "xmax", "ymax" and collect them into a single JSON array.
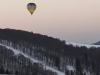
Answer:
[
  {"xmin": 66, "ymin": 42, "xmax": 100, "ymax": 48},
  {"xmin": 0, "ymin": 43, "xmax": 20, "ymax": 55},
  {"xmin": 66, "ymin": 65, "xmax": 75, "ymax": 71}
]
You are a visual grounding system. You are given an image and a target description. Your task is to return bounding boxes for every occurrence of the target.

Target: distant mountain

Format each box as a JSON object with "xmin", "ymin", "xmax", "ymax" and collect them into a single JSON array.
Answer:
[
  {"xmin": 66, "ymin": 42, "xmax": 100, "ymax": 48},
  {"xmin": 93, "ymin": 41, "xmax": 100, "ymax": 45}
]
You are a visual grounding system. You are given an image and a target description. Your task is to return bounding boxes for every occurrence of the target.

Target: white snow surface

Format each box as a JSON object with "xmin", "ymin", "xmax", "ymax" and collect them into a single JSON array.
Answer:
[
  {"xmin": 0, "ymin": 43, "xmax": 64, "ymax": 75},
  {"xmin": 66, "ymin": 65, "xmax": 75, "ymax": 71},
  {"xmin": 66, "ymin": 42, "xmax": 100, "ymax": 48}
]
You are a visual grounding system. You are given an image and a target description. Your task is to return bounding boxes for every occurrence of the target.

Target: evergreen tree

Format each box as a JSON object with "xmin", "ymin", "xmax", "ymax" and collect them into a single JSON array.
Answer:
[
  {"xmin": 55, "ymin": 56, "xmax": 60, "ymax": 70},
  {"xmin": 75, "ymin": 58, "xmax": 82, "ymax": 73},
  {"xmin": 83, "ymin": 73, "xmax": 86, "ymax": 75},
  {"xmin": 65, "ymin": 70, "xmax": 69, "ymax": 75},
  {"xmin": 71, "ymin": 70, "xmax": 74, "ymax": 75},
  {"xmin": 80, "ymin": 72, "xmax": 83, "ymax": 75},
  {"xmin": 0, "ymin": 65, "xmax": 5, "ymax": 74},
  {"xmin": 33, "ymin": 72, "xmax": 37, "ymax": 75},
  {"xmin": 15, "ymin": 70, "xmax": 19, "ymax": 74},
  {"xmin": 6, "ymin": 69, "xmax": 10, "ymax": 74}
]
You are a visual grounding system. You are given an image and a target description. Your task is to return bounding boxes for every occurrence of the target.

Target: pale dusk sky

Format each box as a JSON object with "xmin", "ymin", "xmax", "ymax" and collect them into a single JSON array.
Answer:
[{"xmin": 0, "ymin": 0, "xmax": 100, "ymax": 44}]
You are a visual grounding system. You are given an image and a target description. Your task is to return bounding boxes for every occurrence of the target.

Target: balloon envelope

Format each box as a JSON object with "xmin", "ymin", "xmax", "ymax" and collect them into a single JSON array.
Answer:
[{"xmin": 27, "ymin": 3, "xmax": 36, "ymax": 15}]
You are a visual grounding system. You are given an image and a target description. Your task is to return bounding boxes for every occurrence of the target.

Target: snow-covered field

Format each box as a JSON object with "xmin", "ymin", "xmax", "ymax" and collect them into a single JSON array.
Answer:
[{"xmin": 66, "ymin": 42, "xmax": 100, "ymax": 48}]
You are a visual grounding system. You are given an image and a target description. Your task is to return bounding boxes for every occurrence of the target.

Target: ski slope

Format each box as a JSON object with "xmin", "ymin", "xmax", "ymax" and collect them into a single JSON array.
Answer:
[
  {"xmin": 66, "ymin": 42, "xmax": 100, "ymax": 48},
  {"xmin": 0, "ymin": 43, "xmax": 65, "ymax": 75}
]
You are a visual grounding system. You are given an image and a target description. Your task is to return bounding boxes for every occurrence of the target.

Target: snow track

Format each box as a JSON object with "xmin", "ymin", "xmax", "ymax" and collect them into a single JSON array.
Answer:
[
  {"xmin": 1, "ymin": 42, "xmax": 99, "ymax": 75},
  {"xmin": 0, "ymin": 43, "xmax": 64, "ymax": 75}
]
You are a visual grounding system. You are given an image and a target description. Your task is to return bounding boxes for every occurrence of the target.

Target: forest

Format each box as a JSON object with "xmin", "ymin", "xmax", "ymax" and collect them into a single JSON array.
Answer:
[{"xmin": 0, "ymin": 28, "xmax": 100, "ymax": 75}]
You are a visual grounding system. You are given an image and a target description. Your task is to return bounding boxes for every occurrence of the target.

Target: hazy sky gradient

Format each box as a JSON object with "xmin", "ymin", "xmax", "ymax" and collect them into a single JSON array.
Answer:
[{"xmin": 0, "ymin": 0, "xmax": 100, "ymax": 44}]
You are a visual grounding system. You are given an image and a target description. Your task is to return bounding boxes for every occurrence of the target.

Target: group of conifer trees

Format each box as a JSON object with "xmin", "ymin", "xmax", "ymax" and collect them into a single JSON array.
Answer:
[
  {"xmin": 1, "ymin": 39, "xmax": 100, "ymax": 75},
  {"xmin": 0, "ymin": 65, "xmax": 18, "ymax": 74},
  {"xmin": 0, "ymin": 29, "xmax": 100, "ymax": 75},
  {"xmin": 0, "ymin": 45, "xmax": 57, "ymax": 75}
]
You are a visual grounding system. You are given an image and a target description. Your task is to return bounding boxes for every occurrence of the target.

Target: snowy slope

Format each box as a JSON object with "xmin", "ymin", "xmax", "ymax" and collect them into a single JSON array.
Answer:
[
  {"xmin": 94, "ymin": 41, "xmax": 100, "ymax": 45},
  {"xmin": 1, "ymin": 42, "xmax": 98, "ymax": 75},
  {"xmin": 0, "ymin": 43, "xmax": 65, "ymax": 75},
  {"xmin": 66, "ymin": 42, "xmax": 100, "ymax": 48}
]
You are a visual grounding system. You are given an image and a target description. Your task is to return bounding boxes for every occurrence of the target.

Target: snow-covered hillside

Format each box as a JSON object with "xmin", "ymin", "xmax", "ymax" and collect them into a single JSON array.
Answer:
[
  {"xmin": 94, "ymin": 41, "xmax": 100, "ymax": 45},
  {"xmin": 0, "ymin": 43, "xmax": 65, "ymax": 75},
  {"xmin": 66, "ymin": 42, "xmax": 100, "ymax": 48},
  {"xmin": 1, "ymin": 41, "xmax": 99, "ymax": 75}
]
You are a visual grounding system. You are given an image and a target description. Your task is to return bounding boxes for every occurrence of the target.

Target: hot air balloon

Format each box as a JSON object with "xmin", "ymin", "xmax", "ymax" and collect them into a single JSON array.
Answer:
[{"xmin": 27, "ymin": 3, "xmax": 36, "ymax": 15}]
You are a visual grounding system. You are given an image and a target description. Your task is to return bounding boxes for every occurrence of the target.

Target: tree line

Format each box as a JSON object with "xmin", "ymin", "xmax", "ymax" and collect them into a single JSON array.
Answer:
[{"xmin": 0, "ymin": 28, "xmax": 100, "ymax": 75}]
